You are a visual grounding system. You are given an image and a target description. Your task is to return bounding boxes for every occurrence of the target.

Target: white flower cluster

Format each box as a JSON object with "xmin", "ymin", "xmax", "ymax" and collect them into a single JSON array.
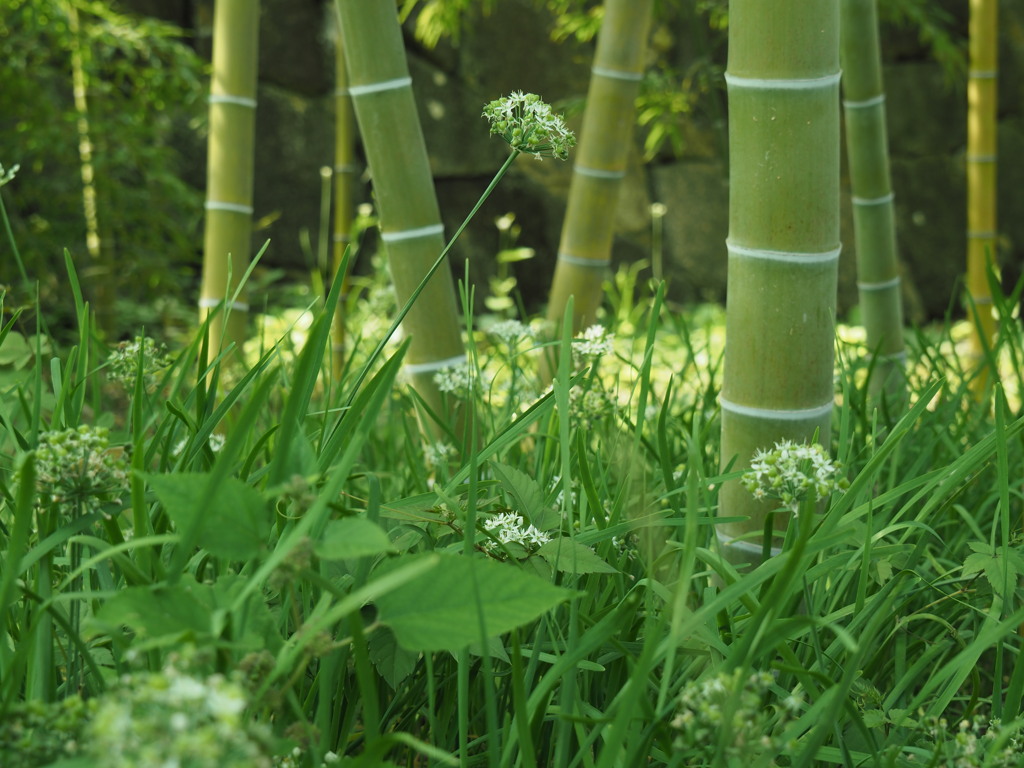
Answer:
[
  {"xmin": 424, "ymin": 441, "xmax": 456, "ymax": 469},
  {"xmin": 106, "ymin": 335, "xmax": 172, "ymax": 391},
  {"xmin": 0, "ymin": 161, "xmax": 19, "ymax": 187},
  {"xmin": 567, "ymin": 384, "xmax": 614, "ymax": 432},
  {"xmin": 86, "ymin": 664, "xmax": 271, "ymax": 768},
  {"xmin": 482, "ymin": 91, "xmax": 576, "ymax": 160},
  {"xmin": 741, "ymin": 440, "xmax": 848, "ymax": 512},
  {"xmin": 487, "ymin": 318, "xmax": 533, "ymax": 345},
  {"xmin": 549, "ymin": 474, "xmax": 578, "ymax": 513},
  {"xmin": 671, "ymin": 669, "xmax": 800, "ymax": 762},
  {"xmin": 34, "ymin": 425, "xmax": 128, "ymax": 516},
  {"xmin": 433, "ymin": 361, "xmax": 475, "ymax": 397},
  {"xmin": 482, "ymin": 511, "xmax": 550, "ymax": 556},
  {"xmin": 172, "ymin": 432, "xmax": 226, "ymax": 459},
  {"xmin": 921, "ymin": 715, "xmax": 1023, "ymax": 768},
  {"xmin": 572, "ymin": 324, "xmax": 614, "ymax": 360}
]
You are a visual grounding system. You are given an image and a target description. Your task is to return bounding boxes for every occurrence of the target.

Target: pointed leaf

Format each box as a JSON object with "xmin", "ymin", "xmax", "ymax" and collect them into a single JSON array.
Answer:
[
  {"xmin": 537, "ymin": 538, "xmax": 618, "ymax": 574},
  {"xmin": 86, "ymin": 581, "xmax": 211, "ymax": 641},
  {"xmin": 145, "ymin": 472, "xmax": 270, "ymax": 561},
  {"xmin": 316, "ymin": 517, "xmax": 395, "ymax": 561},
  {"xmin": 490, "ymin": 461, "xmax": 557, "ymax": 529},
  {"xmin": 375, "ymin": 553, "xmax": 572, "ymax": 652},
  {"xmin": 963, "ymin": 541, "xmax": 1024, "ymax": 598},
  {"xmin": 367, "ymin": 626, "xmax": 420, "ymax": 689}
]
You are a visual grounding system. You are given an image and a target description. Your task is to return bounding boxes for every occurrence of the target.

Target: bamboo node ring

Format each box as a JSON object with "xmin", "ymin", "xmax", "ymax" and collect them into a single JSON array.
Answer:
[
  {"xmin": 403, "ymin": 354, "xmax": 468, "ymax": 376},
  {"xmin": 380, "ymin": 223, "xmax": 445, "ymax": 243},
  {"xmin": 557, "ymin": 252, "xmax": 611, "ymax": 269},
  {"xmin": 348, "ymin": 77, "xmax": 413, "ymax": 97}
]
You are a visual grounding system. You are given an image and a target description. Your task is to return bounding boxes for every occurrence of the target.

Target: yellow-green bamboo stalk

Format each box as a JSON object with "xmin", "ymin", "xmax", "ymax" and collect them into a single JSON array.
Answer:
[
  {"xmin": 66, "ymin": 2, "xmax": 108, "ymax": 327},
  {"xmin": 840, "ymin": 0, "xmax": 906, "ymax": 405},
  {"xmin": 335, "ymin": 0, "xmax": 464, "ymax": 428},
  {"xmin": 966, "ymin": 0, "xmax": 999, "ymax": 386},
  {"xmin": 718, "ymin": 0, "xmax": 841, "ymax": 565},
  {"xmin": 199, "ymin": 0, "xmax": 260, "ymax": 363},
  {"xmin": 545, "ymin": 0, "xmax": 654, "ymax": 335},
  {"xmin": 330, "ymin": 29, "xmax": 358, "ymax": 378}
]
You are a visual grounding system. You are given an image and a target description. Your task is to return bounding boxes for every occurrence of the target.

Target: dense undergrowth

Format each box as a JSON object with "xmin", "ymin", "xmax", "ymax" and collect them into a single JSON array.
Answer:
[{"xmin": 1, "ymin": 240, "xmax": 1024, "ymax": 767}]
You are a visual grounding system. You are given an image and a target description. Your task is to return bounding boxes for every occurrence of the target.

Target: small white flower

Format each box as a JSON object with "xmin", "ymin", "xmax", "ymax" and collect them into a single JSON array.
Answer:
[
  {"xmin": 0, "ymin": 162, "xmax": 19, "ymax": 187},
  {"xmin": 482, "ymin": 91, "xmax": 576, "ymax": 160},
  {"xmin": 167, "ymin": 675, "xmax": 207, "ymax": 702},
  {"xmin": 434, "ymin": 362, "xmax": 474, "ymax": 396},
  {"xmin": 482, "ymin": 511, "xmax": 549, "ymax": 555},
  {"xmin": 488, "ymin": 318, "xmax": 532, "ymax": 345},
  {"xmin": 34, "ymin": 425, "xmax": 128, "ymax": 516},
  {"xmin": 572, "ymin": 324, "xmax": 614, "ymax": 359},
  {"xmin": 424, "ymin": 441, "xmax": 456, "ymax": 468},
  {"xmin": 741, "ymin": 440, "xmax": 847, "ymax": 512}
]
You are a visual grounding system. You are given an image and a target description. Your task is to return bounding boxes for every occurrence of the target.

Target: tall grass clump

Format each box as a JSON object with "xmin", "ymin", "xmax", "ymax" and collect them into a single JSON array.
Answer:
[{"xmin": 2, "ymin": 99, "xmax": 1024, "ymax": 768}]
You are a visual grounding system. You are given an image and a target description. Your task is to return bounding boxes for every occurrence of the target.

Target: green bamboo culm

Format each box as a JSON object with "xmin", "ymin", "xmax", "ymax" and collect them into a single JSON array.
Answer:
[
  {"xmin": 334, "ymin": 0, "xmax": 464, "ymax": 434},
  {"xmin": 544, "ymin": 0, "xmax": 654, "ymax": 337},
  {"xmin": 198, "ymin": 0, "xmax": 260, "ymax": 365},
  {"xmin": 718, "ymin": 0, "xmax": 841, "ymax": 565},
  {"xmin": 966, "ymin": 0, "xmax": 999, "ymax": 394},
  {"xmin": 330, "ymin": 19, "xmax": 358, "ymax": 379},
  {"xmin": 65, "ymin": 1, "xmax": 109, "ymax": 330},
  {"xmin": 840, "ymin": 0, "xmax": 906, "ymax": 406}
]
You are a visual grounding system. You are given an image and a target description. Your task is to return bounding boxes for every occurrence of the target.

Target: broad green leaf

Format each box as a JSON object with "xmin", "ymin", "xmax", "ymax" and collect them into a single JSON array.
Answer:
[
  {"xmin": 861, "ymin": 710, "xmax": 886, "ymax": 729},
  {"xmin": 86, "ymin": 580, "xmax": 211, "ymax": 641},
  {"xmin": 0, "ymin": 332, "xmax": 50, "ymax": 368},
  {"xmin": 316, "ymin": 517, "xmax": 395, "ymax": 561},
  {"xmin": 963, "ymin": 541, "xmax": 1024, "ymax": 599},
  {"xmin": 375, "ymin": 553, "xmax": 573, "ymax": 652},
  {"xmin": 489, "ymin": 461, "xmax": 559, "ymax": 530},
  {"xmin": 537, "ymin": 538, "xmax": 618, "ymax": 574},
  {"xmin": 872, "ymin": 557, "xmax": 893, "ymax": 586},
  {"xmin": 367, "ymin": 626, "xmax": 420, "ymax": 689},
  {"xmin": 202, "ymin": 573, "xmax": 282, "ymax": 653},
  {"xmin": 145, "ymin": 472, "xmax": 270, "ymax": 561}
]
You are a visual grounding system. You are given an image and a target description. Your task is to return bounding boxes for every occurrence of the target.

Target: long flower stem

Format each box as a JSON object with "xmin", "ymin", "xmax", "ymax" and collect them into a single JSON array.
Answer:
[{"xmin": 345, "ymin": 151, "xmax": 520, "ymax": 403}]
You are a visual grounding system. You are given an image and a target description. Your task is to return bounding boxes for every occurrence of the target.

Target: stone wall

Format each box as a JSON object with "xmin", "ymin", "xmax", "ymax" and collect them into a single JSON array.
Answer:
[{"xmin": 123, "ymin": 0, "xmax": 1024, "ymax": 321}]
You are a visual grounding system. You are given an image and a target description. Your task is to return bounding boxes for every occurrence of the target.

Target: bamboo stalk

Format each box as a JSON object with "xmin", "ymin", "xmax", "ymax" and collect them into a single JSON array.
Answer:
[
  {"xmin": 840, "ymin": 0, "xmax": 906, "ymax": 406},
  {"xmin": 199, "ymin": 0, "xmax": 260, "ymax": 364},
  {"xmin": 65, "ymin": 2, "xmax": 108, "ymax": 329},
  {"xmin": 966, "ymin": 0, "xmax": 999, "ymax": 387},
  {"xmin": 544, "ymin": 0, "xmax": 654, "ymax": 336},
  {"xmin": 718, "ymin": 0, "xmax": 841, "ymax": 565},
  {"xmin": 335, "ymin": 0, "xmax": 465, "ymax": 432},
  {"xmin": 330, "ymin": 27, "xmax": 358, "ymax": 378}
]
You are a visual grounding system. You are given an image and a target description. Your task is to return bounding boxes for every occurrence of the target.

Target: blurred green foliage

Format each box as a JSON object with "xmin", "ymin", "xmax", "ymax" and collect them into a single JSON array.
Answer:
[
  {"xmin": 401, "ymin": 0, "xmax": 964, "ymax": 161},
  {"xmin": 0, "ymin": 0, "xmax": 205, "ymax": 339}
]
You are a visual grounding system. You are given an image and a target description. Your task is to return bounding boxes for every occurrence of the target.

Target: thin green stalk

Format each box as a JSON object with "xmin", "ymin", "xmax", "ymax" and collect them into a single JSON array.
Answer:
[
  {"xmin": 0, "ymin": 183, "xmax": 29, "ymax": 287},
  {"xmin": 342, "ymin": 150, "xmax": 519, "ymax": 406}
]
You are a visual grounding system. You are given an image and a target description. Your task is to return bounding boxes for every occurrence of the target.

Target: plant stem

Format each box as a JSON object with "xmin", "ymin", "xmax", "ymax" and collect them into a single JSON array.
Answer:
[{"xmin": 344, "ymin": 151, "xmax": 520, "ymax": 403}]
